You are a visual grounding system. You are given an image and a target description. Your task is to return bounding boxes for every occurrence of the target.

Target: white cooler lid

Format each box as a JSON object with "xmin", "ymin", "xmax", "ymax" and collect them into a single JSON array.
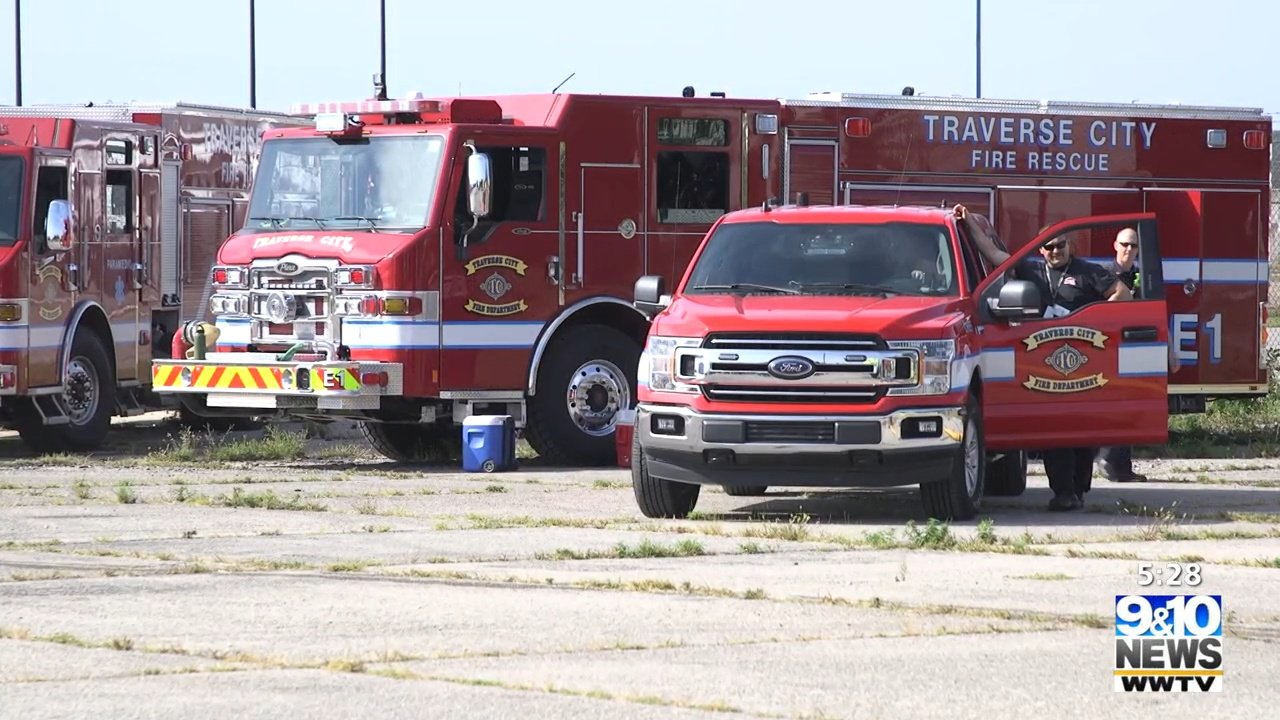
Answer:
[{"xmin": 463, "ymin": 414, "xmax": 511, "ymax": 427}]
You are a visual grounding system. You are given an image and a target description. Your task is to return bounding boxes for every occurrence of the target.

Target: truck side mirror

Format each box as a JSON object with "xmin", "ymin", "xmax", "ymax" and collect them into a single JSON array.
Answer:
[
  {"xmin": 45, "ymin": 199, "xmax": 72, "ymax": 252},
  {"xmin": 634, "ymin": 275, "xmax": 667, "ymax": 317},
  {"xmin": 989, "ymin": 278, "xmax": 1045, "ymax": 320},
  {"xmin": 466, "ymin": 151, "xmax": 492, "ymax": 219}
]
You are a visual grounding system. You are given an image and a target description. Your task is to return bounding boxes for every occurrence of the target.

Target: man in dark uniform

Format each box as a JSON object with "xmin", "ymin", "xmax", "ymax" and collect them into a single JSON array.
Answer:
[
  {"xmin": 953, "ymin": 205, "xmax": 1131, "ymax": 511},
  {"xmin": 1097, "ymin": 228, "xmax": 1149, "ymax": 482}
]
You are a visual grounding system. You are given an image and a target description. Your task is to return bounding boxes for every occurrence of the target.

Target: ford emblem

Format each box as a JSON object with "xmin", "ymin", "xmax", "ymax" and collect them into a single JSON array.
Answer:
[
  {"xmin": 275, "ymin": 261, "xmax": 301, "ymax": 275},
  {"xmin": 767, "ymin": 355, "xmax": 815, "ymax": 380}
]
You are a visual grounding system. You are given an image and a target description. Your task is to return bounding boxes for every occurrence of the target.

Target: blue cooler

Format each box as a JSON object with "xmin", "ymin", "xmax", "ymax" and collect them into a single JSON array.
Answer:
[{"xmin": 461, "ymin": 415, "xmax": 516, "ymax": 473}]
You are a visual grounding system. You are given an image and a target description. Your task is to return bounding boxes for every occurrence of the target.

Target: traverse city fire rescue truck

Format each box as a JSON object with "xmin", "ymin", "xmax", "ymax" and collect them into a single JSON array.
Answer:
[
  {"xmin": 0, "ymin": 102, "xmax": 306, "ymax": 452},
  {"xmin": 147, "ymin": 86, "xmax": 1271, "ymax": 466},
  {"xmin": 629, "ymin": 204, "xmax": 1172, "ymax": 520}
]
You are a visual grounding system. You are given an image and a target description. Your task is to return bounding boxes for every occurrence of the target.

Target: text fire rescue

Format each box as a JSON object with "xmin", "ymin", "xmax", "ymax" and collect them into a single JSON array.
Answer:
[{"xmin": 922, "ymin": 114, "xmax": 1157, "ymax": 173}]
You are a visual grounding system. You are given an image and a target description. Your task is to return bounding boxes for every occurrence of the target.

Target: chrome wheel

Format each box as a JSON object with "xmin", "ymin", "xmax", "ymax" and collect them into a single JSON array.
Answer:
[
  {"xmin": 64, "ymin": 356, "xmax": 100, "ymax": 426},
  {"xmin": 963, "ymin": 415, "xmax": 981, "ymax": 497},
  {"xmin": 565, "ymin": 359, "xmax": 630, "ymax": 437}
]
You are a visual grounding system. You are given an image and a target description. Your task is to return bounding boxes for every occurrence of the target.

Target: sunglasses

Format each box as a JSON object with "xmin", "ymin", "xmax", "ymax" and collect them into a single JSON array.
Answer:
[
  {"xmin": 1118, "ymin": 242, "xmax": 1139, "ymax": 248},
  {"xmin": 1043, "ymin": 240, "xmax": 1068, "ymax": 251}
]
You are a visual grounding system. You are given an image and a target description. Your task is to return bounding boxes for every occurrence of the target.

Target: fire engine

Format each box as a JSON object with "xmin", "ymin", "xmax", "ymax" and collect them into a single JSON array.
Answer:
[
  {"xmin": 0, "ymin": 102, "xmax": 307, "ymax": 452},
  {"xmin": 148, "ymin": 86, "xmax": 1272, "ymax": 466}
]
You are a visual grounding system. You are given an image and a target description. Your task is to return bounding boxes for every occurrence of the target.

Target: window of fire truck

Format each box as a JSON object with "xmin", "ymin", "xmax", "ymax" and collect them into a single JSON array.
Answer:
[
  {"xmin": 32, "ymin": 164, "xmax": 68, "ymax": 252},
  {"xmin": 656, "ymin": 151, "xmax": 728, "ymax": 224},
  {"xmin": 682, "ymin": 220, "xmax": 958, "ymax": 297},
  {"xmin": 105, "ymin": 170, "xmax": 133, "ymax": 234},
  {"xmin": 243, "ymin": 134, "xmax": 446, "ymax": 233},
  {"xmin": 450, "ymin": 145, "xmax": 547, "ymax": 246},
  {"xmin": 0, "ymin": 156, "xmax": 22, "ymax": 245}
]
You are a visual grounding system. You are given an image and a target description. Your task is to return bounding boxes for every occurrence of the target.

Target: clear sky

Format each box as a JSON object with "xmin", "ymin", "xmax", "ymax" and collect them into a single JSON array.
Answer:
[{"xmin": 1, "ymin": 0, "xmax": 1276, "ymax": 124}]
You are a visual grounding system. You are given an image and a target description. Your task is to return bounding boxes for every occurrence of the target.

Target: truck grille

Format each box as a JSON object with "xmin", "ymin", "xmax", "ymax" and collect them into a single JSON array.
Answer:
[
  {"xmin": 744, "ymin": 420, "xmax": 836, "ymax": 443},
  {"xmin": 247, "ymin": 266, "xmax": 337, "ymax": 352},
  {"xmin": 683, "ymin": 333, "xmax": 914, "ymax": 404}
]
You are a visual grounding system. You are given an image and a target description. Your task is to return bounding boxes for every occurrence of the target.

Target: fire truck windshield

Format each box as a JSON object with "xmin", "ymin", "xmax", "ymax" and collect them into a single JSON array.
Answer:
[
  {"xmin": 0, "ymin": 156, "xmax": 22, "ymax": 246},
  {"xmin": 243, "ymin": 134, "xmax": 445, "ymax": 233},
  {"xmin": 684, "ymin": 221, "xmax": 959, "ymax": 297}
]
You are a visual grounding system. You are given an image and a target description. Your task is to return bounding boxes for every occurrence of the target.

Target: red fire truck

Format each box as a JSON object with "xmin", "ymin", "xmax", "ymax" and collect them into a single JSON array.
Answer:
[
  {"xmin": 148, "ymin": 88, "xmax": 1272, "ymax": 466},
  {"xmin": 0, "ymin": 102, "xmax": 306, "ymax": 452}
]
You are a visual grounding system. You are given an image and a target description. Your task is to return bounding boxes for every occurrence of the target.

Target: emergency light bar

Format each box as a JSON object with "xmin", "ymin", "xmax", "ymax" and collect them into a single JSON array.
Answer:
[{"xmin": 289, "ymin": 98, "xmax": 443, "ymax": 117}]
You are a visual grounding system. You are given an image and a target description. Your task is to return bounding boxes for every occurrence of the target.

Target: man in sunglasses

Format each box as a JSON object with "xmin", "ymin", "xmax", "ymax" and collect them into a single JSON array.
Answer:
[
  {"xmin": 953, "ymin": 204, "xmax": 1130, "ymax": 511},
  {"xmin": 1096, "ymin": 228, "xmax": 1150, "ymax": 483}
]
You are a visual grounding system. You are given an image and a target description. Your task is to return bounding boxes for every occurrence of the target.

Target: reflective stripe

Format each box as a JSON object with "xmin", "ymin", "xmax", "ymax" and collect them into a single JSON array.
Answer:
[
  {"xmin": 1118, "ymin": 342, "xmax": 1169, "ymax": 377},
  {"xmin": 980, "ymin": 348, "xmax": 1016, "ymax": 381}
]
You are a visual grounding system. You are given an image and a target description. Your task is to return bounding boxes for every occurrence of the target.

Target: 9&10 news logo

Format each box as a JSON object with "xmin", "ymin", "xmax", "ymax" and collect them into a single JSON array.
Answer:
[{"xmin": 1115, "ymin": 584, "xmax": 1223, "ymax": 693}]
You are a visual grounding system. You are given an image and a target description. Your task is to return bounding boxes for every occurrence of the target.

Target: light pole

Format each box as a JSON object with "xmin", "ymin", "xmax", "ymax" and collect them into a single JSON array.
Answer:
[
  {"xmin": 377, "ymin": 0, "xmax": 388, "ymax": 99},
  {"xmin": 14, "ymin": 0, "xmax": 22, "ymax": 106},
  {"xmin": 975, "ymin": 0, "xmax": 982, "ymax": 98},
  {"xmin": 249, "ymin": 0, "xmax": 257, "ymax": 108}
]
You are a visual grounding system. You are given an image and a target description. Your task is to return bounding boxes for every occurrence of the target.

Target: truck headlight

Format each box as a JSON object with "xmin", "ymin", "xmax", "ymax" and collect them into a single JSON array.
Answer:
[
  {"xmin": 639, "ymin": 335, "xmax": 701, "ymax": 393},
  {"xmin": 209, "ymin": 293, "xmax": 247, "ymax": 316},
  {"xmin": 887, "ymin": 339, "xmax": 955, "ymax": 396}
]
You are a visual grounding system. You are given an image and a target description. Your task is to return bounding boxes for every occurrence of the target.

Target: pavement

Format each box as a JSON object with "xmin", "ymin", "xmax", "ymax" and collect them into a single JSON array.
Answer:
[{"xmin": 0, "ymin": 412, "xmax": 1277, "ymax": 719}]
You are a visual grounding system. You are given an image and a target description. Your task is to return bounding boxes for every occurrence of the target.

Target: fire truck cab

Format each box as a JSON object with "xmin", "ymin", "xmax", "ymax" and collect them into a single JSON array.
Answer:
[{"xmin": 0, "ymin": 103, "xmax": 305, "ymax": 452}]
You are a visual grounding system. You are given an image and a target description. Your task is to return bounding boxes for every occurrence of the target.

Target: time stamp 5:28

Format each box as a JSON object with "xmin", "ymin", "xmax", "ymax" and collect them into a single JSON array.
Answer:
[{"xmin": 1137, "ymin": 562, "xmax": 1202, "ymax": 587}]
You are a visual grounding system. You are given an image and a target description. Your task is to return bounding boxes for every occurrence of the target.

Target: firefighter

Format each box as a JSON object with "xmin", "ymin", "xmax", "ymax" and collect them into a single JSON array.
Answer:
[
  {"xmin": 954, "ymin": 204, "xmax": 1130, "ymax": 511},
  {"xmin": 1096, "ymin": 228, "xmax": 1149, "ymax": 483}
]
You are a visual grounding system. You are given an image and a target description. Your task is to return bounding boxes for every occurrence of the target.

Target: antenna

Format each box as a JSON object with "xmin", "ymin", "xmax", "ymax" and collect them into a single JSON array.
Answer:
[{"xmin": 552, "ymin": 72, "xmax": 576, "ymax": 94}]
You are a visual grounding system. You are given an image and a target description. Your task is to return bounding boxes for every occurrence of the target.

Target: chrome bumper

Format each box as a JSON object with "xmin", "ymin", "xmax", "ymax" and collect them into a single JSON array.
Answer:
[{"xmin": 636, "ymin": 404, "xmax": 964, "ymax": 489}]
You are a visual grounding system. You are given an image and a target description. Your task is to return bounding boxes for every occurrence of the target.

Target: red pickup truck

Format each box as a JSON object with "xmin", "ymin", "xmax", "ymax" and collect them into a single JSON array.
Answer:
[{"xmin": 630, "ymin": 203, "xmax": 1172, "ymax": 520}]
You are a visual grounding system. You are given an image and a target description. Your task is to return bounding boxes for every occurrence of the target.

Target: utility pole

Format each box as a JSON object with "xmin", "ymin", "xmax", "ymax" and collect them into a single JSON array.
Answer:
[
  {"xmin": 975, "ymin": 0, "xmax": 982, "ymax": 99},
  {"xmin": 249, "ymin": 0, "xmax": 257, "ymax": 108},
  {"xmin": 14, "ymin": 0, "xmax": 22, "ymax": 106}
]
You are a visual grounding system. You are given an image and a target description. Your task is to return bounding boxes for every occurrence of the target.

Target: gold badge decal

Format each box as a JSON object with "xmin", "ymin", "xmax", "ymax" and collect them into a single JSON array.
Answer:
[
  {"xmin": 465, "ymin": 299, "xmax": 529, "ymax": 317},
  {"xmin": 1022, "ymin": 326, "xmax": 1108, "ymax": 351},
  {"xmin": 1024, "ymin": 373, "xmax": 1108, "ymax": 393},
  {"xmin": 463, "ymin": 255, "xmax": 528, "ymax": 276}
]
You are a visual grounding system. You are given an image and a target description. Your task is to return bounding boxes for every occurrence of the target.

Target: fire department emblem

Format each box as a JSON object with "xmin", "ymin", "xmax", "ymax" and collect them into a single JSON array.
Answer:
[
  {"xmin": 1045, "ymin": 344, "xmax": 1087, "ymax": 377},
  {"xmin": 480, "ymin": 272, "xmax": 512, "ymax": 301}
]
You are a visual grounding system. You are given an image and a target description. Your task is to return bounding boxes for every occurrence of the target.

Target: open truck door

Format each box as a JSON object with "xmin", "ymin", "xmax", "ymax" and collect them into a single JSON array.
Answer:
[{"xmin": 973, "ymin": 213, "xmax": 1169, "ymax": 451}]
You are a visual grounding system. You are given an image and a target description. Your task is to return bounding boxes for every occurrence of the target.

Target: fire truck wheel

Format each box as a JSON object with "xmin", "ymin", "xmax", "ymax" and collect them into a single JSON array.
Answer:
[
  {"xmin": 359, "ymin": 421, "xmax": 461, "ymax": 465},
  {"xmin": 19, "ymin": 331, "xmax": 116, "ymax": 453},
  {"xmin": 984, "ymin": 450, "xmax": 1028, "ymax": 497},
  {"xmin": 722, "ymin": 485, "xmax": 768, "ymax": 496},
  {"xmin": 631, "ymin": 429, "xmax": 699, "ymax": 518},
  {"xmin": 919, "ymin": 394, "xmax": 984, "ymax": 521},
  {"xmin": 525, "ymin": 324, "xmax": 639, "ymax": 466}
]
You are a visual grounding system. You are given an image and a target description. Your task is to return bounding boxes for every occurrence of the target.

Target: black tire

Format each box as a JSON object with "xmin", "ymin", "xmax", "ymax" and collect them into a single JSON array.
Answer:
[
  {"xmin": 360, "ymin": 421, "xmax": 461, "ymax": 464},
  {"xmin": 632, "ymin": 429, "xmax": 699, "ymax": 519},
  {"xmin": 985, "ymin": 450, "xmax": 1028, "ymax": 497},
  {"xmin": 525, "ymin": 324, "xmax": 640, "ymax": 466},
  {"xmin": 919, "ymin": 393, "xmax": 985, "ymax": 521},
  {"xmin": 19, "ymin": 331, "xmax": 116, "ymax": 453},
  {"xmin": 722, "ymin": 485, "xmax": 768, "ymax": 496}
]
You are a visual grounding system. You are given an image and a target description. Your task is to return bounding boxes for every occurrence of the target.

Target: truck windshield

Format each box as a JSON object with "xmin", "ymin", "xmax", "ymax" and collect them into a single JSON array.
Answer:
[
  {"xmin": 0, "ymin": 156, "xmax": 23, "ymax": 246},
  {"xmin": 683, "ymin": 220, "xmax": 959, "ymax": 297},
  {"xmin": 243, "ymin": 134, "xmax": 445, "ymax": 233}
]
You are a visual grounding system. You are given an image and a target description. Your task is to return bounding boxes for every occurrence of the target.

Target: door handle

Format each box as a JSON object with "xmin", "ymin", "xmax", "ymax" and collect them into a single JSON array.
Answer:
[{"xmin": 1121, "ymin": 326, "xmax": 1158, "ymax": 342}]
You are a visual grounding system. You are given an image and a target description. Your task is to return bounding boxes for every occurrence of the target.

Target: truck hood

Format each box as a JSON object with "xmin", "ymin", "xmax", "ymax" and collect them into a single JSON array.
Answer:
[
  {"xmin": 653, "ymin": 294, "xmax": 966, "ymax": 339},
  {"xmin": 218, "ymin": 230, "xmax": 409, "ymax": 265}
]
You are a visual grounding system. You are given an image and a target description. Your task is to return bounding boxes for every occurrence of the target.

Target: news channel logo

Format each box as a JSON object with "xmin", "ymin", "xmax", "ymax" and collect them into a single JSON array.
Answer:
[{"xmin": 1114, "ymin": 594, "xmax": 1223, "ymax": 692}]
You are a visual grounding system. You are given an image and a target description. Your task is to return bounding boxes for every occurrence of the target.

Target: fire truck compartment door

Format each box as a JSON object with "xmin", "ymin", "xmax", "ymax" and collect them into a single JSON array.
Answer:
[
  {"xmin": 566, "ymin": 163, "xmax": 643, "ymax": 292},
  {"xmin": 974, "ymin": 213, "xmax": 1170, "ymax": 452}
]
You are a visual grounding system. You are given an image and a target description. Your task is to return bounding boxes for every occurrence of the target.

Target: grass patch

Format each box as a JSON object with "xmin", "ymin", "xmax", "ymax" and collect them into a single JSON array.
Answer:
[
  {"xmin": 592, "ymin": 479, "xmax": 628, "ymax": 489},
  {"xmin": 114, "ymin": 482, "xmax": 138, "ymax": 505},
  {"xmin": 214, "ymin": 487, "xmax": 327, "ymax": 512},
  {"xmin": 537, "ymin": 538, "xmax": 707, "ymax": 561},
  {"xmin": 1154, "ymin": 354, "xmax": 1280, "ymax": 457},
  {"xmin": 146, "ymin": 426, "xmax": 307, "ymax": 465},
  {"xmin": 1011, "ymin": 572, "xmax": 1074, "ymax": 581}
]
